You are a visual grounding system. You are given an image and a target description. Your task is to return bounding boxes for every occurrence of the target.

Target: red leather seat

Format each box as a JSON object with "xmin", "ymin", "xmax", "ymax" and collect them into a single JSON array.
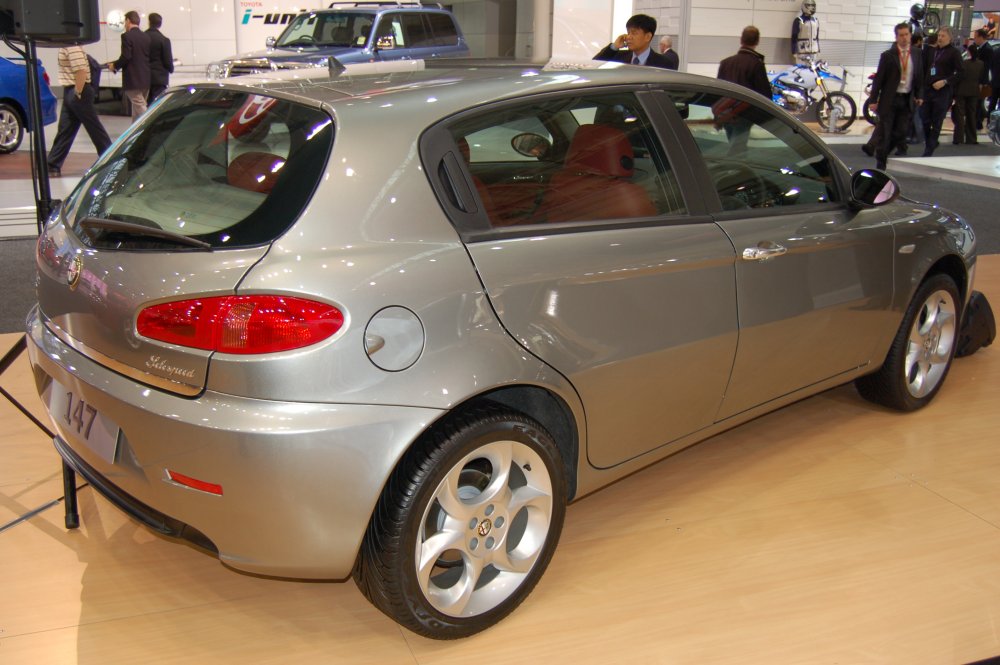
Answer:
[
  {"xmin": 227, "ymin": 152, "xmax": 285, "ymax": 194},
  {"xmin": 536, "ymin": 124, "xmax": 656, "ymax": 224}
]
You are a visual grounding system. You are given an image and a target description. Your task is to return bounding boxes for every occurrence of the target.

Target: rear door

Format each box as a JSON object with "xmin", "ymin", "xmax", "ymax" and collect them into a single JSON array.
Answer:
[{"xmin": 426, "ymin": 89, "xmax": 739, "ymax": 469}]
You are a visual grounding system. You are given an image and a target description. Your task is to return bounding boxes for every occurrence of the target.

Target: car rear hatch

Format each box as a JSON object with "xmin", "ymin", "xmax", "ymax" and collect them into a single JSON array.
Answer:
[{"xmin": 34, "ymin": 87, "xmax": 334, "ymax": 396}]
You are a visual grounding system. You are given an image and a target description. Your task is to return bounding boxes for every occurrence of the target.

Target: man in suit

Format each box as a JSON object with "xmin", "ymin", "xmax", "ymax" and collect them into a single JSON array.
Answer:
[
  {"xmin": 594, "ymin": 14, "xmax": 675, "ymax": 69},
  {"xmin": 108, "ymin": 10, "xmax": 151, "ymax": 121},
  {"xmin": 658, "ymin": 36, "xmax": 680, "ymax": 70},
  {"xmin": 919, "ymin": 25, "xmax": 962, "ymax": 156},
  {"xmin": 868, "ymin": 22, "xmax": 924, "ymax": 170},
  {"xmin": 146, "ymin": 12, "xmax": 174, "ymax": 102}
]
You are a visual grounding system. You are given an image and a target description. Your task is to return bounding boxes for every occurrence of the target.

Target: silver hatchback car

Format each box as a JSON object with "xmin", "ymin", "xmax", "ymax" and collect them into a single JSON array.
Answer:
[{"xmin": 27, "ymin": 60, "xmax": 977, "ymax": 639}]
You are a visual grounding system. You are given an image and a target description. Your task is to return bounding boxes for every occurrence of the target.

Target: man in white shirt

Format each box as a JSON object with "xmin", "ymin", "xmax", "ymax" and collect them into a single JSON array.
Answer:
[{"xmin": 47, "ymin": 46, "xmax": 112, "ymax": 177}]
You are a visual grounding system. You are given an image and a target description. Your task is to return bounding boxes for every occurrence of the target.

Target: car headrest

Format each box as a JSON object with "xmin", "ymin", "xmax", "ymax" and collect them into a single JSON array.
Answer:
[
  {"xmin": 227, "ymin": 152, "xmax": 285, "ymax": 194},
  {"xmin": 564, "ymin": 124, "xmax": 634, "ymax": 177}
]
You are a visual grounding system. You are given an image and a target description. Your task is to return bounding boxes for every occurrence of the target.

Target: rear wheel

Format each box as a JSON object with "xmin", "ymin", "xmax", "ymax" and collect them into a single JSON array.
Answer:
[
  {"xmin": 354, "ymin": 406, "xmax": 567, "ymax": 639},
  {"xmin": 856, "ymin": 274, "xmax": 959, "ymax": 411},
  {"xmin": 817, "ymin": 91, "xmax": 857, "ymax": 132},
  {"xmin": 0, "ymin": 103, "xmax": 24, "ymax": 154}
]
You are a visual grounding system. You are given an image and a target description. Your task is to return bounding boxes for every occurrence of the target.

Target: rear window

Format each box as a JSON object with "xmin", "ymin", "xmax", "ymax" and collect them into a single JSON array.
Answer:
[
  {"xmin": 426, "ymin": 14, "xmax": 459, "ymax": 46},
  {"xmin": 62, "ymin": 89, "xmax": 333, "ymax": 250}
]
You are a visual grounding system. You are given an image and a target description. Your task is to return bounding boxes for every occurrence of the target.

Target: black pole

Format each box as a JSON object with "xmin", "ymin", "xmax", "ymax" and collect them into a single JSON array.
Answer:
[
  {"xmin": 22, "ymin": 37, "xmax": 54, "ymax": 233},
  {"xmin": 62, "ymin": 461, "xmax": 80, "ymax": 529}
]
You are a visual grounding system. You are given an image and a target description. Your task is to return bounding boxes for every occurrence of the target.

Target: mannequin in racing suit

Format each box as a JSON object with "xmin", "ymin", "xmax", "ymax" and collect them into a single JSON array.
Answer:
[{"xmin": 792, "ymin": 0, "xmax": 821, "ymax": 64}]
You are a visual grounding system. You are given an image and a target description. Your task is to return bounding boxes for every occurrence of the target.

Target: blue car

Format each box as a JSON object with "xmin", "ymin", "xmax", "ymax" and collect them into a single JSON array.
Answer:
[
  {"xmin": 207, "ymin": 5, "xmax": 469, "ymax": 78},
  {"xmin": 0, "ymin": 55, "xmax": 58, "ymax": 154}
]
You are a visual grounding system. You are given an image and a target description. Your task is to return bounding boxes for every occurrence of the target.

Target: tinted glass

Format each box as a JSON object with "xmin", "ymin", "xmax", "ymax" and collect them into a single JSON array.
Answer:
[
  {"xmin": 426, "ymin": 14, "xmax": 459, "ymax": 46},
  {"xmin": 62, "ymin": 89, "xmax": 333, "ymax": 250},
  {"xmin": 665, "ymin": 90, "xmax": 840, "ymax": 210},
  {"xmin": 401, "ymin": 14, "xmax": 431, "ymax": 47},
  {"xmin": 447, "ymin": 92, "xmax": 685, "ymax": 228}
]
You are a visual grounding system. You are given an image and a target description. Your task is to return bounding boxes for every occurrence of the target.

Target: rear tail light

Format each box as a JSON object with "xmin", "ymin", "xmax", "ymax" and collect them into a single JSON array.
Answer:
[{"xmin": 137, "ymin": 295, "xmax": 343, "ymax": 354}]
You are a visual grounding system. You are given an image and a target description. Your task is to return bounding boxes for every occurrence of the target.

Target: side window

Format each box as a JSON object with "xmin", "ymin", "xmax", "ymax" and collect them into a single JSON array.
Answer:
[
  {"xmin": 447, "ymin": 93, "xmax": 686, "ymax": 229},
  {"xmin": 375, "ymin": 14, "xmax": 405, "ymax": 48},
  {"xmin": 426, "ymin": 14, "xmax": 459, "ymax": 46},
  {"xmin": 401, "ymin": 14, "xmax": 431, "ymax": 47},
  {"xmin": 665, "ymin": 90, "xmax": 840, "ymax": 210}
]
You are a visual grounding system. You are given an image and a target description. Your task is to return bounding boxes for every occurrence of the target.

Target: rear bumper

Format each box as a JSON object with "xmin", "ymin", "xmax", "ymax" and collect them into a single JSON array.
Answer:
[{"xmin": 27, "ymin": 307, "xmax": 442, "ymax": 579}]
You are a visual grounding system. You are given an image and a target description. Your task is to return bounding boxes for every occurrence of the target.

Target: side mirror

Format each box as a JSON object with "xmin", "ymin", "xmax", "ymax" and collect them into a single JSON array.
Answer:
[
  {"xmin": 266, "ymin": 36, "xmax": 276, "ymax": 49},
  {"xmin": 850, "ymin": 168, "xmax": 900, "ymax": 208},
  {"xmin": 375, "ymin": 35, "xmax": 395, "ymax": 50},
  {"xmin": 510, "ymin": 132, "xmax": 552, "ymax": 159}
]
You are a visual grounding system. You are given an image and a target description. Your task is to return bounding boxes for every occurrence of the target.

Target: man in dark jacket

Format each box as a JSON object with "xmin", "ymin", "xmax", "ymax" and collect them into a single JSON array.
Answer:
[
  {"xmin": 717, "ymin": 25, "xmax": 771, "ymax": 99},
  {"xmin": 973, "ymin": 29, "xmax": 993, "ymax": 127},
  {"xmin": 867, "ymin": 22, "xmax": 924, "ymax": 169},
  {"xmin": 594, "ymin": 14, "xmax": 676, "ymax": 69},
  {"xmin": 146, "ymin": 12, "xmax": 173, "ymax": 102},
  {"xmin": 108, "ymin": 10, "xmax": 151, "ymax": 121},
  {"xmin": 919, "ymin": 25, "xmax": 962, "ymax": 156}
]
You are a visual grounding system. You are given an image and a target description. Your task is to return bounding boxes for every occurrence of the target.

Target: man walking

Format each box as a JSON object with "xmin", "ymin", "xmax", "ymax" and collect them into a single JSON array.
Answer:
[
  {"xmin": 146, "ymin": 12, "xmax": 173, "ymax": 102},
  {"xmin": 919, "ymin": 25, "xmax": 962, "ymax": 156},
  {"xmin": 594, "ymin": 14, "xmax": 676, "ymax": 69},
  {"xmin": 108, "ymin": 10, "xmax": 151, "ymax": 120},
  {"xmin": 47, "ymin": 46, "xmax": 112, "ymax": 176},
  {"xmin": 867, "ymin": 22, "xmax": 923, "ymax": 170}
]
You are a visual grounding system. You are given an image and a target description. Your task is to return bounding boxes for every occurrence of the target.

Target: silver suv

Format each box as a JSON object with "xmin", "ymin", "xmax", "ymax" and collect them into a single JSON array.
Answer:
[
  {"xmin": 28, "ymin": 61, "xmax": 977, "ymax": 640},
  {"xmin": 207, "ymin": 2, "xmax": 469, "ymax": 78}
]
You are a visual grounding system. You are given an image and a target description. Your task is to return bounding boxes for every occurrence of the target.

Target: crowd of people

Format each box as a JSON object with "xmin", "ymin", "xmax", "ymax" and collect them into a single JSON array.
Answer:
[
  {"xmin": 47, "ymin": 10, "xmax": 172, "ymax": 177},
  {"xmin": 594, "ymin": 8, "xmax": 997, "ymax": 173}
]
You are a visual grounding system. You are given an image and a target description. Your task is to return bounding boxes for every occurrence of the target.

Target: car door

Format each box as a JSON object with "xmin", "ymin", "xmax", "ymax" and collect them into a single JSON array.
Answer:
[
  {"xmin": 656, "ymin": 88, "xmax": 895, "ymax": 420},
  {"xmin": 425, "ymin": 90, "xmax": 739, "ymax": 469},
  {"xmin": 372, "ymin": 12, "xmax": 436, "ymax": 61}
]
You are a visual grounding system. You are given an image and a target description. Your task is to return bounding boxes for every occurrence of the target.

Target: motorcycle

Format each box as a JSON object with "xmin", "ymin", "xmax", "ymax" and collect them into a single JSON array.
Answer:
[{"xmin": 769, "ymin": 57, "xmax": 857, "ymax": 132}]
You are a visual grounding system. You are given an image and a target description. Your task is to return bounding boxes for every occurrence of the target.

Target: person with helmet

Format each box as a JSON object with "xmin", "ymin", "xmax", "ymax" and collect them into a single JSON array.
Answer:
[{"xmin": 792, "ymin": 0, "xmax": 821, "ymax": 63}]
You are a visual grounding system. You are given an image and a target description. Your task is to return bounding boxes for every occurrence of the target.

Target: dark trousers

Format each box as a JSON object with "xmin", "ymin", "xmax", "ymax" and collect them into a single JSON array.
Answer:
[
  {"xmin": 875, "ymin": 93, "xmax": 913, "ymax": 166},
  {"xmin": 48, "ymin": 86, "xmax": 112, "ymax": 169},
  {"xmin": 920, "ymin": 87, "xmax": 953, "ymax": 152},
  {"xmin": 952, "ymin": 94, "xmax": 979, "ymax": 144},
  {"xmin": 148, "ymin": 83, "xmax": 167, "ymax": 103}
]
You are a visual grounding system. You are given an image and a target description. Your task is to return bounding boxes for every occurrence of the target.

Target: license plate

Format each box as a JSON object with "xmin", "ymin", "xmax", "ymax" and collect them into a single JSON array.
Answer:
[{"xmin": 49, "ymin": 381, "xmax": 120, "ymax": 465}]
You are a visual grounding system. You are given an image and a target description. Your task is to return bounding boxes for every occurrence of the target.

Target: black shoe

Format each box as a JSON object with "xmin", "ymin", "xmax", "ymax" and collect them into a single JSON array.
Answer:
[
  {"xmin": 861, "ymin": 143, "xmax": 875, "ymax": 157},
  {"xmin": 921, "ymin": 148, "xmax": 934, "ymax": 157},
  {"xmin": 894, "ymin": 147, "xmax": 907, "ymax": 156},
  {"xmin": 47, "ymin": 166, "xmax": 61, "ymax": 177},
  {"xmin": 876, "ymin": 161, "xmax": 887, "ymax": 170}
]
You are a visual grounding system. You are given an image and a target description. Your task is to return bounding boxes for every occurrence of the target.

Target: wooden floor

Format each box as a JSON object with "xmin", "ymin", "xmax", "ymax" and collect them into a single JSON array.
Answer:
[{"xmin": 2, "ymin": 258, "xmax": 999, "ymax": 664}]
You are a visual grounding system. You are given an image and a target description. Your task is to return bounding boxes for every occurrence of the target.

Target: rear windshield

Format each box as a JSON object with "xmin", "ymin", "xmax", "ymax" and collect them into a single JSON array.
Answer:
[{"xmin": 63, "ymin": 89, "xmax": 333, "ymax": 250}]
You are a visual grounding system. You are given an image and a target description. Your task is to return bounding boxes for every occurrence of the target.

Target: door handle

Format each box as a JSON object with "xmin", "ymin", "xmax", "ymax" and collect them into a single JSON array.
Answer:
[{"xmin": 742, "ymin": 243, "xmax": 787, "ymax": 261}]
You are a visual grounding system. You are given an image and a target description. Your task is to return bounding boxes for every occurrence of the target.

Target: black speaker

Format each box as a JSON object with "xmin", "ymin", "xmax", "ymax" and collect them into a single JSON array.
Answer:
[{"xmin": 0, "ymin": 0, "xmax": 99, "ymax": 45}]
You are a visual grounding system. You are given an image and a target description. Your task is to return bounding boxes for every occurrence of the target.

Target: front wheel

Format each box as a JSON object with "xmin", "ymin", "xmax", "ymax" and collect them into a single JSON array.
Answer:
[
  {"xmin": 354, "ymin": 406, "xmax": 567, "ymax": 639},
  {"xmin": 0, "ymin": 103, "xmax": 24, "ymax": 154},
  {"xmin": 817, "ymin": 91, "xmax": 857, "ymax": 132},
  {"xmin": 855, "ymin": 274, "xmax": 960, "ymax": 411},
  {"xmin": 863, "ymin": 100, "xmax": 878, "ymax": 125}
]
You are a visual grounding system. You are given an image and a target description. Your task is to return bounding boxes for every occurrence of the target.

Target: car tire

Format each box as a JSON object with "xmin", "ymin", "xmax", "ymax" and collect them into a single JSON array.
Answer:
[
  {"xmin": 856, "ymin": 273, "xmax": 960, "ymax": 411},
  {"xmin": 0, "ymin": 102, "xmax": 25, "ymax": 154},
  {"xmin": 353, "ymin": 406, "xmax": 567, "ymax": 639}
]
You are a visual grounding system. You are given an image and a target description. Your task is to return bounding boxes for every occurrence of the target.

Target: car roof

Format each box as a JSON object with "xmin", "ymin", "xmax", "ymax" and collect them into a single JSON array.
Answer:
[{"xmin": 203, "ymin": 60, "xmax": 734, "ymax": 125}]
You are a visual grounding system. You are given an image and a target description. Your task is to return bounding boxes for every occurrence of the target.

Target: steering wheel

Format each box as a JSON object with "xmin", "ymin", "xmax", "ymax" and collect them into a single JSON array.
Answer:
[{"xmin": 713, "ymin": 162, "xmax": 773, "ymax": 209}]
